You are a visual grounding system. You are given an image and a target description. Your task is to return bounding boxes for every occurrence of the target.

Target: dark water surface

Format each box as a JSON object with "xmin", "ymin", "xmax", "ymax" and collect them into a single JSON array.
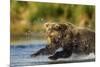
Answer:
[{"xmin": 10, "ymin": 40, "xmax": 95, "ymax": 67}]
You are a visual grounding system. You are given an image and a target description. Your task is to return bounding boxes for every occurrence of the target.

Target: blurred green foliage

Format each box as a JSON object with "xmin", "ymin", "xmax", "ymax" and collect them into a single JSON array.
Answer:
[{"xmin": 10, "ymin": 0, "xmax": 95, "ymax": 41}]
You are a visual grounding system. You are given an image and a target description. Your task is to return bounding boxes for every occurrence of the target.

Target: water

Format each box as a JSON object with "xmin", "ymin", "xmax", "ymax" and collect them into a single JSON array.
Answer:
[{"xmin": 10, "ymin": 40, "xmax": 95, "ymax": 67}]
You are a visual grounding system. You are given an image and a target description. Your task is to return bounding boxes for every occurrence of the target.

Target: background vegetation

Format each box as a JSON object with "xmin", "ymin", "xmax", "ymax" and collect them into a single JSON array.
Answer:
[{"xmin": 10, "ymin": 0, "xmax": 95, "ymax": 41}]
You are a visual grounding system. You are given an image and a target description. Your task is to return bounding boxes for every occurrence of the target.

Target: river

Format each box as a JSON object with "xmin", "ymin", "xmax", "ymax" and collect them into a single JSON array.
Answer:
[{"xmin": 10, "ymin": 40, "xmax": 95, "ymax": 67}]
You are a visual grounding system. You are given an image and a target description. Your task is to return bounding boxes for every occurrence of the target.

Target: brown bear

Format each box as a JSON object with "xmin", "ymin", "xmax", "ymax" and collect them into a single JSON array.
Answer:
[{"xmin": 31, "ymin": 22, "xmax": 95, "ymax": 60}]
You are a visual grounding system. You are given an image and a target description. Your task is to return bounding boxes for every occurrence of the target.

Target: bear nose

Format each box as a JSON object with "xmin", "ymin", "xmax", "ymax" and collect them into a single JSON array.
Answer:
[{"xmin": 46, "ymin": 31, "xmax": 52, "ymax": 36}]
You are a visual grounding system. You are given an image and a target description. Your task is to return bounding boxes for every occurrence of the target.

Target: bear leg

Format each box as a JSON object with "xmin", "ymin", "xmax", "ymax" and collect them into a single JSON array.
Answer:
[
  {"xmin": 31, "ymin": 45, "xmax": 56, "ymax": 57},
  {"xmin": 48, "ymin": 48, "xmax": 72, "ymax": 60}
]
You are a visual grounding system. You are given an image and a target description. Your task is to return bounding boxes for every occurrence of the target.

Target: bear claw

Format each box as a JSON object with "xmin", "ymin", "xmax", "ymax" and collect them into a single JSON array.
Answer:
[{"xmin": 48, "ymin": 56, "xmax": 58, "ymax": 60}]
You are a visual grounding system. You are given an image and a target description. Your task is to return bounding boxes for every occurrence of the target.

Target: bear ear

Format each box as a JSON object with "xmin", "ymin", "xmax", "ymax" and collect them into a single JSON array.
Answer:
[
  {"xmin": 65, "ymin": 22, "xmax": 75, "ymax": 30},
  {"xmin": 54, "ymin": 23, "xmax": 60, "ymax": 28},
  {"xmin": 44, "ymin": 23, "xmax": 49, "ymax": 28},
  {"xmin": 58, "ymin": 23, "xmax": 68, "ymax": 31},
  {"xmin": 50, "ymin": 23, "xmax": 59, "ymax": 30}
]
